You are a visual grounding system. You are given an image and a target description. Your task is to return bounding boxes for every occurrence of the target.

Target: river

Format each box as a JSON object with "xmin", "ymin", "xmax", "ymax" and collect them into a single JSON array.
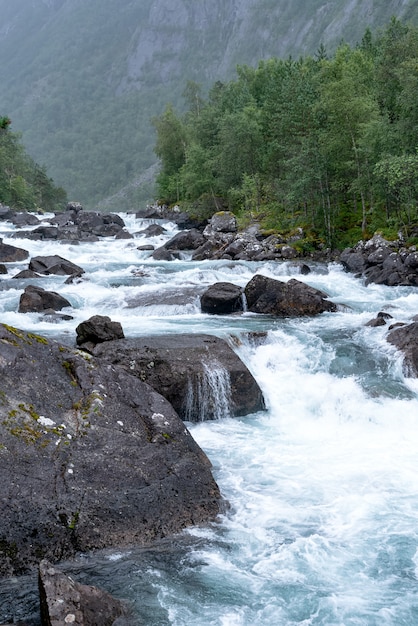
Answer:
[{"xmin": 1, "ymin": 212, "xmax": 418, "ymax": 625}]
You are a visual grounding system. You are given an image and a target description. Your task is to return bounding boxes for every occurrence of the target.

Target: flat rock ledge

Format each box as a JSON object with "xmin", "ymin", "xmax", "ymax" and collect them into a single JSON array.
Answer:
[
  {"xmin": 91, "ymin": 334, "xmax": 266, "ymax": 421},
  {"xmin": 0, "ymin": 323, "xmax": 221, "ymax": 577}
]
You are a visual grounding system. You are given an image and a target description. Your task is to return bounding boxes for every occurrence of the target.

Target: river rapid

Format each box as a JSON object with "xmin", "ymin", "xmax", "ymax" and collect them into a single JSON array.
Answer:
[{"xmin": 1, "ymin": 212, "xmax": 418, "ymax": 625}]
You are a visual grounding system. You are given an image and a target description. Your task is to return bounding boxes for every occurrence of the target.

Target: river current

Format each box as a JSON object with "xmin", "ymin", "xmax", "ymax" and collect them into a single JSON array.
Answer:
[{"xmin": 1, "ymin": 212, "xmax": 418, "ymax": 625}]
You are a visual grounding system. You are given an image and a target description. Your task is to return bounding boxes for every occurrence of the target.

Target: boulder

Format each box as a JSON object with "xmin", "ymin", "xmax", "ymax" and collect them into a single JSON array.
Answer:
[
  {"xmin": 76, "ymin": 315, "xmax": 125, "ymax": 349},
  {"xmin": 0, "ymin": 263, "xmax": 7, "ymax": 274},
  {"xmin": 10, "ymin": 212, "xmax": 40, "ymax": 226},
  {"xmin": 18, "ymin": 285, "xmax": 72, "ymax": 313},
  {"xmin": 163, "ymin": 228, "xmax": 206, "ymax": 251},
  {"xmin": 91, "ymin": 334, "xmax": 266, "ymax": 421},
  {"xmin": 0, "ymin": 240, "xmax": 29, "ymax": 262},
  {"xmin": 203, "ymin": 211, "xmax": 237, "ymax": 236},
  {"xmin": 387, "ymin": 321, "xmax": 418, "ymax": 377},
  {"xmin": 13, "ymin": 269, "xmax": 43, "ymax": 279},
  {"xmin": 200, "ymin": 282, "xmax": 244, "ymax": 314},
  {"xmin": 39, "ymin": 560, "xmax": 130, "ymax": 626},
  {"xmin": 137, "ymin": 223, "xmax": 167, "ymax": 237},
  {"xmin": 0, "ymin": 324, "xmax": 221, "ymax": 576},
  {"xmin": 244, "ymin": 275, "xmax": 337, "ymax": 316},
  {"xmin": 29, "ymin": 255, "xmax": 84, "ymax": 276},
  {"xmin": 31, "ymin": 225, "xmax": 58, "ymax": 239}
]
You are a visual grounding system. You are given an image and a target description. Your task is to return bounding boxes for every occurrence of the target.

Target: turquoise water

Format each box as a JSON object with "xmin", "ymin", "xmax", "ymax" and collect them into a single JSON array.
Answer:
[{"xmin": 1, "ymin": 213, "xmax": 418, "ymax": 625}]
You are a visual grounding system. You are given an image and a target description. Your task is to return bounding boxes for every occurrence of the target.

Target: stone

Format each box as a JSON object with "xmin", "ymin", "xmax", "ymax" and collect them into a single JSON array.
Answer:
[
  {"xmin": 244, "ymin": 275, "xmax": 337, "ymax": 316},
  {"xmin": 0, "ymin": 324, "xmax": 221, "ymax": 576},
  {"xmin": 0, "ymin": 240, "xmax": 29, "ymax": 262},
  {"xmin": 18, "ymin": 285, "xmax": 72, "ymax": 313},
  {"xmin": 200, "ymin": 282, "xmax": 244, "ymax": 314},
  {"xmin": 163, "ymin": 228, "xmax": 206, "ymax": 251},
  {"xmin": 29, "ymin": 255, "xmax": 84, "ymax": 276},
  {"xmin": 387, "ymin": 321, "xmax": 418, "ymax": 377},
  {"xmin": 76, "ymin": 315, "xmax": 125, "ymax": 348},
  {"xmin": 92, "ymin": 334, "xmax": 266, "ymax": 421},
  {"xmin": 39, "ymin": 560, "xmax": 130, "ymax": 626}
]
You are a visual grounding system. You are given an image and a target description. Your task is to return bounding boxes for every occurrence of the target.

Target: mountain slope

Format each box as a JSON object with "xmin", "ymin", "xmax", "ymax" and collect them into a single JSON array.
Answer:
[{"xmin": 0, "ymin": 0, "xmax": 416, "ymax": 208}]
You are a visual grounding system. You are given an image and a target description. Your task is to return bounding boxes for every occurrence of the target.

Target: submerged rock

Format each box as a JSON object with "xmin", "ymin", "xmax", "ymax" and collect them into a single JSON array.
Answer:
[
  {"xmin": 39, "ymin": 560, "xmax": 130, "ymax": 625},
  {"xmin": 0, "ymin": 324, "xmax": 221, "ymax": 576},
  {"xmin": 91, "ymin": 334, "xmax": 265, "ymax": 420},
  {"xmin": 244, "ymin": 275, "xmax": 337, "ymax": 316}
]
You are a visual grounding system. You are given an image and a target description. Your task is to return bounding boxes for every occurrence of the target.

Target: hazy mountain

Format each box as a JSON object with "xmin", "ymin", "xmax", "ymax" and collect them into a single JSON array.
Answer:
[{"xmin": 0, "ymin": 0, "xmax": 416, "ymax": 209}]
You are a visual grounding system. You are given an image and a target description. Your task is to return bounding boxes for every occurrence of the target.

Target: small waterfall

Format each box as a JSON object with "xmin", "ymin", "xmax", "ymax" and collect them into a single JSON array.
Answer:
[
  {"xmin": 183, "ymin": 360, "xmax": 233, "ymax": 421},
  {"xmin": 241, "ymin": 291, "xmax": 248, "ymax": 312}
]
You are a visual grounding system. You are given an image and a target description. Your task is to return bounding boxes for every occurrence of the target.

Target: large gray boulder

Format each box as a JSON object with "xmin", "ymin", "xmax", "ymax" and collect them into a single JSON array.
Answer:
[
  {"xmin": 387, "ymin": 321, "xmax": 418, "ymax": 377},
  {"xmin": 244, "ymin": 275, "xmax": 337, "ymax": 316},
  {"xmin": 91, "ymin": 334, "xmax": 265, "ymax": 421},
  {"xmin": 0, "ymin": 324, "xmax": 221, "ymax": 576}
]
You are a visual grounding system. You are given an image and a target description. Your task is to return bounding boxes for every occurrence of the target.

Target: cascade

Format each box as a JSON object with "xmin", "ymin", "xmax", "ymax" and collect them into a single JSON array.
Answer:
[{"xmin": 183, "ymin": 359, "xmax": 233, "ymax": 421}]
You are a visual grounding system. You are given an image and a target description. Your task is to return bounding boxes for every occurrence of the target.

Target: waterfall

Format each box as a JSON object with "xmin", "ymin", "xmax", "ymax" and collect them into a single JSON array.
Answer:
[{"xmin": 183, "ymin": 359, "xmax": 233, "ymax": 421}]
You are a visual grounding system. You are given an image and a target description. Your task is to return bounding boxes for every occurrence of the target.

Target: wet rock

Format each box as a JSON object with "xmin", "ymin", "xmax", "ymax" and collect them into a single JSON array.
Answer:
[
  {"xmin": 31, "ymin": 225, "xmax": 58, "ymax": 239},
  {"xmin": 29, "ymin": 255, "xmax": 84, "ymax": 276},
  {"xmin": 76, "ymin": 315, "xmax": 125, "ymax": 349},
  {"xmin": 13, "ymin": 269, "xmax": 43, "ymax": 279},
  {"xmin": 200, "ymin": 282, "xmax": 244, "ymax": 314},
  {"xmin": 163, "ymin": 228, "xmax": 205, "ymax": 251},
  {"xmin": 114, "ymin": 229, "xmax": 133, "ymax": 239},
  {"xmin": 387, "ymin": 321, "xmax": 418, "ymax": 377},
  {"xmin": 0, "ymin": 239, "xmax": 29, "ymax": 262},
  {"xmin": 340, "ymin": 235, "xmax": 418, "ymax": 286},
  {"xmin": 136, "ymin": 223, "xmax": 167, "ymax": 237},
  {"xmin": 92, "ymin": 334, "xmax": 266, "ymax": 421},
  {"xmin": 152, "ymin": 247, "xmax": 176, "ymax": 261},
  {"xmin": 39, "ymin": 560, "xmax": 130, "ymax": 626},
  {"xmin": 18, "ymin": 285, "xmax": 72, "ymax": 313},
  {"xmin": 0, "ymin": 263, "xmax": 7, "ymax": 274},
  {"xmin": 244, "ymin": 275, "xmax": 337, "ymax": 316},
  {"xmin": 0, "ymin": 324, "xmax": 221, "ymax": 576},
  {"xmin": 10, "ymin": 212, "xmax": 40, "ymax": 226}
]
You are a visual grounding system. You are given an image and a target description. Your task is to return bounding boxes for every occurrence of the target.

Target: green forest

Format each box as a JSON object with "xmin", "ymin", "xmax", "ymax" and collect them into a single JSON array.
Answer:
[
  {"xmin": 0, "ymin": 116, "xmax": 66, "ymax": 212},
  {"xmin": 154, "ymin": 19, "xmax": 418, "ymax": 250}
]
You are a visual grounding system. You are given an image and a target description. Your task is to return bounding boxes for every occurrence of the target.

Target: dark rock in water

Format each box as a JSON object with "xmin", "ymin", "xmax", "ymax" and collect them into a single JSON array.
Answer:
[
  {"xmin": 244, "ymin": 275, "xmax": 337, "ymax": 316},
  {"xmin": 18, "ymin": 285, "xmax": 72, "ymax": 313},
  {"xmin": 91, "ymin": 334, "xmax": 266, "ymax": 421},
  {"xmin": 200, "ymin": 282, "xmax": 243, "ymax": 314},
  {"xmin": 31, "ymin": 225, "xmax": 58, "ymax": 239},
  {"xmin": 0, "ymin": 263, "xmax": 7, "ymax": 274},
  {"xmin": 42, "ymin": 308, "xmax": 74, "ymax": 322},
  {"xmin": 0, "ymin": 240, "xmax": 29, "ymax": 262},
  {"xmin": 137, "ymin": 244, "xmax": 154, "ymax": 251},
  {"xmin": 76, "ymin": 315, "xmax": 125, "ymax": 349},
  {"xmin": 13, "ymin": 269, "xmax": 43, "ymax": 279},
  {"xmin": 152, "ymin": 247, "xmax": 175, "ymax": 261},
  {"xmin": 114, "ymin": 229, "xmax": 133, "ymax": 239},
  {"xmin": 387, "ymin": 321, "xmax": 418, "ymax": 377},
  {"xmin": 9, "ymin": 211, "xmax": 40, "ymax": 226},
  {"xmin": 137, "ymin": 223, "xmax": 167, "ymax": 237},
  {"xmin": 29, "ymin": 254, "xmax": 84, "ymax": 276},
  {"xmin": 0, "ymin": 204, "xmax": 16, "ymax": 221},
  {"xmin": 365, "ymin": 316, "xmax": 387, "ymax": 327},
  {"xmin": 39, "ymin": 560, "xmax": 130, "ymax": 625},
  {"xmin": 0, "ymin": 324, "xmax": 221, "ymax": 576},
  {"xmin": 164, "ymin": 228, "xmax": 206, "ymax": 251}
]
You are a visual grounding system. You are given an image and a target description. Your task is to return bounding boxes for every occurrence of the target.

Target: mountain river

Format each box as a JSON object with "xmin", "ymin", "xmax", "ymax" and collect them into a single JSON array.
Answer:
[{"xmin": 1, "ymin": 212, "xmax": 418, "ymax": 625}]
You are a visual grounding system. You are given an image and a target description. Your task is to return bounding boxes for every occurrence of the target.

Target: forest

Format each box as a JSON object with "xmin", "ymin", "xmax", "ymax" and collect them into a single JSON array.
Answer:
[
  {"xmin": 153, "ymin": 19, "xmax": 418, "ymax": 250},
  {"xmin": 0, "ymin": 116, "xmax": 67, "ymax": 212}
]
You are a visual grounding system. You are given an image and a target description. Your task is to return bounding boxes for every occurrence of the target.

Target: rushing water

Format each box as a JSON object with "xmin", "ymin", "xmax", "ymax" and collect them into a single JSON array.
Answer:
[{"xmin": 1, "ymin": 213, "xmax": 418, "ymax": 625}]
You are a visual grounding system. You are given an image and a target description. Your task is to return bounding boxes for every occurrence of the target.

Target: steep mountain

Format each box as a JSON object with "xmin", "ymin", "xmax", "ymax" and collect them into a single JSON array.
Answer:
[{"xmin": 0, "ymin": 0, "xmax": 416, "ymax": 208}]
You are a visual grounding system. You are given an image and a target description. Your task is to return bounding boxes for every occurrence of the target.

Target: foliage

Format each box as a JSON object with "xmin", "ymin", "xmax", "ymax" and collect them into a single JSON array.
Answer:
[
  {"xmin": 0, "ymin": 120, "xmax": 66, "ymax": 212},
  {"xmin": 153, "ymin": 20, "xmax": 418, "ymax": 249}
]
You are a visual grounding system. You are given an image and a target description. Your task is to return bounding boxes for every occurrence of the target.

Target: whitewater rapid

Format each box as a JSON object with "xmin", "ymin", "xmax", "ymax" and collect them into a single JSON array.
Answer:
[{"xmin": 1, "ymin": 212, "xmax": 418, "ymax": 625}]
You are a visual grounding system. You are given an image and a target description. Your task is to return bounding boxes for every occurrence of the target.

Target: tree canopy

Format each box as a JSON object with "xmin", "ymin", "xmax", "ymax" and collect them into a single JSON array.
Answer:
[
  {"xmin": 153, "ymin": 19, "xmax": 418, "ymax": 249},
  {"xmin": 0, "ymin": 119, "xmax": 66, "ymax": 212}
]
